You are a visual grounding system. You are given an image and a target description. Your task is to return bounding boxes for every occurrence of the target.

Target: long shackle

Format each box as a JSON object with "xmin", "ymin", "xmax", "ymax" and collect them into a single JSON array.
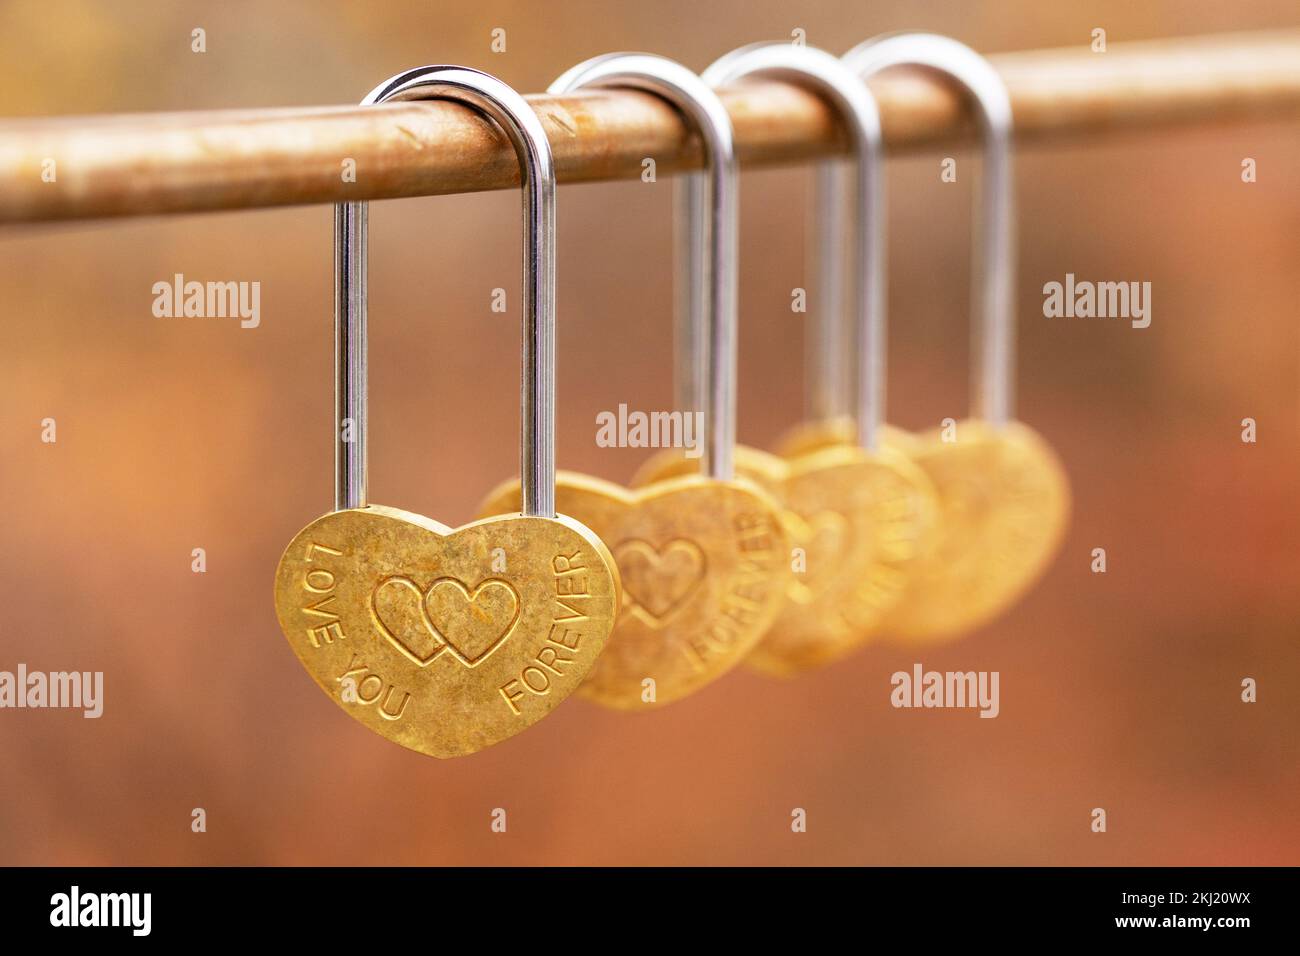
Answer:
[
  {"xmin": 703, "ymin": 42, "xmax": 886, "ymax": 449},
  {"xmin": 551, "ymin": 53, "xmax": 740, "ymax": 480},
  {"xmin": 818, "ymin": 33, "xmax": 1017, "ymax": 428},
  {"xmin": 335, "ymin": 66, "xmax": 557, "ymax": 515}
]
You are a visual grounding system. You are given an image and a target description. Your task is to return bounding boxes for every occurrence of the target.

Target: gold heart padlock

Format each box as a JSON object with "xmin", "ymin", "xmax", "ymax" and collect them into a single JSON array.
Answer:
[
  {"xmin": 273, "ymin": 66, "xmax": 619, "ymax": 757},
  {"xmin": 481, "ymin": 54, "xmax": 790, "ymax": 710},
  {"xmin": 633, "ymin": 43, "xmax": 939, "ymax": 677},
  {"xmin": 812, "ymin": 34, "xmax": 1071, "ymax": 642}
]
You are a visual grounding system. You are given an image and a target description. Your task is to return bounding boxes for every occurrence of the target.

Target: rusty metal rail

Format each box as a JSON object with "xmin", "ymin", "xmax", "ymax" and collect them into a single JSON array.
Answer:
[{"xmin": 1, "ymin": 30, "xmax": 1298, "ymax": 223}]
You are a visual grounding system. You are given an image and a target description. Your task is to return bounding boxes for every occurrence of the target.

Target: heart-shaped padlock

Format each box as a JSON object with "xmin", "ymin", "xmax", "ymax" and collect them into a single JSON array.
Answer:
[
  {"xmin": 635, "ymin": 43, "xmax": 942, "ymax": 677},
  {"xmin": 482, "ymin": 470, "xmax": 789, "ymax": 709},
  {"xmin": 273, "ymin": 66, "xmax": 619, "ymax": 757},
  {"xmin": 481, "ymin": 54, "xmax": 790, "ymax": 709},
  {"xmin": 815, "ymin": 33, "xmax": 1071, "ymax": 642},
  {"xmin": 873, "ymin": 419, "xmax": 1067, "ymax": 639}
]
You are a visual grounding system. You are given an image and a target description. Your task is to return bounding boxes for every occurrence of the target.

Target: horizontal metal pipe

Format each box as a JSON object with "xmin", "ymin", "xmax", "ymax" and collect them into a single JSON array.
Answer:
[{"xmin": 1, "ymin": 30, "xmax": 1298, "ymax": 223}]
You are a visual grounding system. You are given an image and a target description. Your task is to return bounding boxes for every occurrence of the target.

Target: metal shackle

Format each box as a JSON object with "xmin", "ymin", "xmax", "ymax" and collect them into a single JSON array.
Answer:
[
  {"xmin": 335, "ymin": 65, "xmax": 557, "ymax": 515},
  {"xmin": 703, "ymin": 42, "xmax": 886, "ymax": 449},
  {"xmin": 550, "ymin": 53, "xmax": 739, "ymax": 480},
  {"xmin": 833, "ymin": 32, "xmax": 1017, "ymax": 427}
]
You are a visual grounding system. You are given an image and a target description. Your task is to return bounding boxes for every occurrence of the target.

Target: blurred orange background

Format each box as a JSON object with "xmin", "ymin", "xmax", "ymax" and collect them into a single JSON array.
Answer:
[{"xmin": 1, "ymin": 0, "xmax": 1297, "ymax": 865}]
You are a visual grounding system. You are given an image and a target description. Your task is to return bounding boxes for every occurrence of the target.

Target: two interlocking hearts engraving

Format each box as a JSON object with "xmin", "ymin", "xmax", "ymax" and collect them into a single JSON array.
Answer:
[
  {"xmin": 372, "ymin": 575, "xmax": 520, "ymax": 668},
  {"xmin": 274, "ymin": 506, "xmax": 619, "ymax": 758}
]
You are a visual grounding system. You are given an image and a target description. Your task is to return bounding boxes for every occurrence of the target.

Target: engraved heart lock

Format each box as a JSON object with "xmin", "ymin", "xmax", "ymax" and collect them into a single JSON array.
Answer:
[
  {"xmin": 480, "ymin": 54, "xmax": 790, "ymax": 710},
  {"xmin": 273, "ymin": 66, "xmax": 619, "ymax": 758},
  {"xmin": 807, "ymin": 34, "xmax": 1071, "ymax": 642},
  {"xmin": 635, "ymin": 43, "xmax": 941, "ymax": 677}
]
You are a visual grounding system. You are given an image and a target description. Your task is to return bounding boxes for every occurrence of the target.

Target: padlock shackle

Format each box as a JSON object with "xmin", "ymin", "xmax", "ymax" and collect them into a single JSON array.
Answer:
[
  {"xmin": 335, "ymin": 66, "xmax": 556, "ymax": 516},
  {"xmin": 702, "ymin": 43, "xmax": 886, "ymax": 451},
  {"xmin": 821, "ymin": 33, "xmax": 1016, "ymax": 429},
  {"xmin": 550, "ymin": 53, "xmax": 738, "ymax": 481}
]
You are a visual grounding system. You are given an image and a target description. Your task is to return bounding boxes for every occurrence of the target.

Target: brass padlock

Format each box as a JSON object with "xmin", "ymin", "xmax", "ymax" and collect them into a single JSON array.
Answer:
[
  {"xmin": 811, "ymin": 34, "xmax": 1071, "ymax": 642},
  {"xmin": 481, "ymin": 54, "xmax": 790, "ymax": 709},
  {"xmin": 273, "ymin": 66, "xmax": 619, "ymax": 757}
]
